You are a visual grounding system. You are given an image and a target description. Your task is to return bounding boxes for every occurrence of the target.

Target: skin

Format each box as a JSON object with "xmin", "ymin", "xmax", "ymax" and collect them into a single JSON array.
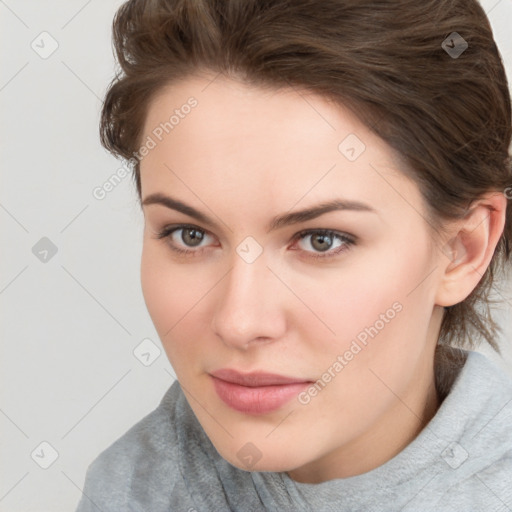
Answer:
[{"xmin": 138, "ymin": 72, "xmax": 507, "ymax": 483}]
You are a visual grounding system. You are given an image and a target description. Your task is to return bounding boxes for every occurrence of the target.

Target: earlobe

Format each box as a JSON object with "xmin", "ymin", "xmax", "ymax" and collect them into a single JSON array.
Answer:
[{"xmin": 434, "ymin": 192, "xmax": 507, "ymax": 308}]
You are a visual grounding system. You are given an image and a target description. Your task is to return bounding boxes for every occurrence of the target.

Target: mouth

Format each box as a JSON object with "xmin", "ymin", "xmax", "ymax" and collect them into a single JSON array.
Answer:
[
  {"xmin": 209, "ymin": 369, "xmax": 313, "ymax": 415},
  {"xmin": 210, "ymin": 369, "xmax": 311, "ymax": 387}
]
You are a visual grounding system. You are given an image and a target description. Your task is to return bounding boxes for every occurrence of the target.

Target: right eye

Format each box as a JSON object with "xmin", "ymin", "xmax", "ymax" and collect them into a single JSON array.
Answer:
[{"xmin": 153, "ymin": 224, "xmax": 217, "ymax": 256}]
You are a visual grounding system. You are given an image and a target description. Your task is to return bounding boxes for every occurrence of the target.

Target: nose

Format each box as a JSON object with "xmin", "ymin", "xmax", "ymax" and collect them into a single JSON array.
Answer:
[{"xmin": 211, "ymin": 252, "xmax": 287, "ymax": 350}]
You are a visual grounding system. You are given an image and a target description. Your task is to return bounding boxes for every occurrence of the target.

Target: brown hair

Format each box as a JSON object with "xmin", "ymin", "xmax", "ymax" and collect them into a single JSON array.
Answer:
[{"xmin": 100, "ymin": 0, "xmax": 512, "ymax": 352}]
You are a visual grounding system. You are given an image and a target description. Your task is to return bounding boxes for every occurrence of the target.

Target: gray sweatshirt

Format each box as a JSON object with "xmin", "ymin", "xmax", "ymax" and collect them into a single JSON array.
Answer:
[{"xmin": 75, "ymin": 348, "xmax": 512, "ymax": 511}]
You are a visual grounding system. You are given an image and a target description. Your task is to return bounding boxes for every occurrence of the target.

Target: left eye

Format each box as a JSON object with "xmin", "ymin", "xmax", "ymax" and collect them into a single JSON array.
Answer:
[
  {"xmin": 153, "ymin": 225, "xmax": 355, "ymax": 260},
  {"xmin": 292, "ymin": 229, "xmax": 355, "ymax": 259}
]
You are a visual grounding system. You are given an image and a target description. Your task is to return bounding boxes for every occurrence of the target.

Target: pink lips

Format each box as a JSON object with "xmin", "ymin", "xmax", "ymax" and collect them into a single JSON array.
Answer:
[{"xmin": 210, "ymin": 369, "xmax": 312, "ymax": 415}]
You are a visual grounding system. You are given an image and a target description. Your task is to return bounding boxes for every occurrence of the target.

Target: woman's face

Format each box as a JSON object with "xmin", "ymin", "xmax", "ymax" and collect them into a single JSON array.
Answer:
[{"xmin": 139, "ymin": 73, "xmax": 448, "ymax": 482}]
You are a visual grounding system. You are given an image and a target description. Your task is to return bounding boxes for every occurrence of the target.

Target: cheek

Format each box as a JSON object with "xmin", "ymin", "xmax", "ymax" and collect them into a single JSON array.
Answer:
[
  {"xmin": 140, "ymin": 243, "xmax": 215, "ymax": 361},
  {"xmin": 319, "ymin": 241, "xmax": 434, "ymax": 361},
  {"xmin": 141, "ymin": 245, "xmax": 170, "ymax": 329},
  {"xmin": 140, "ymin": 245, "xmax": 194, "ymax": 339},
  {"xmin": 335, "ymin": 244, "xmax": 438, "ymax": 388},
  {"xmin": 313, "ymin": 255, "xmax": 400, "ymax": 338}
]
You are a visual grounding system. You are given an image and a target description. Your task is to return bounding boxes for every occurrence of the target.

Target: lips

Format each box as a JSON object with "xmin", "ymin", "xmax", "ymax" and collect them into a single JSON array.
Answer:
[
  {"xmin": 209, "ymin": 369, "xmax": 313, "ymax": 414},
  {"xmin": 210, "ymin": 369, "xmax": 310, "ymax": 387}
]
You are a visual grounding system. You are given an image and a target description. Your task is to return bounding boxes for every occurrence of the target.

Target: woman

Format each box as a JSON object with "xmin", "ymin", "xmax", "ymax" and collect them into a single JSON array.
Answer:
[{"xmin": 76, "ymin": 0, "xmax": 512, "ymax": 510}]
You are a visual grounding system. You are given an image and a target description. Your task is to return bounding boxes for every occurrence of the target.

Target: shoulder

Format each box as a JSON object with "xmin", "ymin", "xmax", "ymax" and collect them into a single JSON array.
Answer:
[
  {"xmin": 448, "ymin": 350, "xmax": 512, "ymax": 460},
  {"xmin": 432, "ymin": 452, "xmax": 512, "ymax": 512},
  {"xmin": 429, "ymin": 350, "xmax": 512, "ymax": 510},
  {"xmin": 75, "ymin": 380, "xmax": 183, "ymax": 511}
]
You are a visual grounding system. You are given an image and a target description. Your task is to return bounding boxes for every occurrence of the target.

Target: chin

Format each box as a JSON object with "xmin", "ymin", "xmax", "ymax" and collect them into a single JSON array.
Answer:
[{"xmin": 217, "ymin": 442, "xmax": 302, "ymax": 474}]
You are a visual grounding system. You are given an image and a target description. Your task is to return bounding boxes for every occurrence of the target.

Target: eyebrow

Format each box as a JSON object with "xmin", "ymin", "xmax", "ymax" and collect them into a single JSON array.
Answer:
[{"xmin": 142, "ymin": 193, "xmax": 376, "ymax": 232}]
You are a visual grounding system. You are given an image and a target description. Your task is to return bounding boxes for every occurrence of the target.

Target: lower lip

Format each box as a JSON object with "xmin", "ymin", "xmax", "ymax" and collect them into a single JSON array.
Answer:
[{"xmin": 211, "ymin": 377, "xmax": 310, "ymax": 415}]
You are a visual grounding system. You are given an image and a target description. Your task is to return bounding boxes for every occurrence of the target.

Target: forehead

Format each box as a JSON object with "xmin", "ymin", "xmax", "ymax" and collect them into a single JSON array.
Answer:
[
  {"xmin": 140, "ymin": 74, "xmax": 422, "ymax": 223},
  {"xmin": 143, "ymin": 73, "xmax": 396, "ymax": 157}
]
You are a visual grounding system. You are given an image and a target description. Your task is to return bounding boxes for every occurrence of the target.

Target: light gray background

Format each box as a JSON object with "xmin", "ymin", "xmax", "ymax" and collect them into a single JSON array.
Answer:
[{"xmin": 1, "ymin": 1, "xmax": 511, "ymax": 510}]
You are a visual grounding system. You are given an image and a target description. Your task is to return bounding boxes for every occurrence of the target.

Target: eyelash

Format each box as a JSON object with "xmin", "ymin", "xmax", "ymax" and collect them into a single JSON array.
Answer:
[{"xmin": 153, "ymin": 224, "xmax": 356, "ymax": 260}]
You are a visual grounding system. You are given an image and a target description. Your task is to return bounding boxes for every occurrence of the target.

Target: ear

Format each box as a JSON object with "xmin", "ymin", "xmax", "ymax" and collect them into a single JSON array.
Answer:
[{"xmin": 435, "ymin": 191, "xmax": 508, "ymax": 307}]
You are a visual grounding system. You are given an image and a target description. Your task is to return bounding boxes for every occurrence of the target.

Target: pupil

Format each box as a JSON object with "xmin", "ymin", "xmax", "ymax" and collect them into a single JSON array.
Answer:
[
  {"xmin": 183, "ymin": 228, "xmax": 203, "ymax": 246},
  {"xmin": 312, "ymin": 233, "xmax": 332, "ymax": 252}
]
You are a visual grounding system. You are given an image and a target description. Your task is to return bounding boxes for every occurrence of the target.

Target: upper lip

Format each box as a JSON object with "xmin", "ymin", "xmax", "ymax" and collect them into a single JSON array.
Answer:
[{"xmin": 210, "ymin": 369, "xmax": 312, "ymax": 387}]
